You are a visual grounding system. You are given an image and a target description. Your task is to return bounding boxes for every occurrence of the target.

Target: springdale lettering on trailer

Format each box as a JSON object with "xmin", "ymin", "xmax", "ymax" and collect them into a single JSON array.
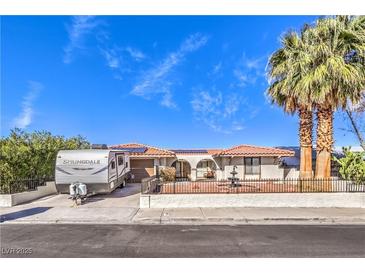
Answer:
[{"xmin": 62, "ymin": 160, "xmax": 101, "ymax": 165}]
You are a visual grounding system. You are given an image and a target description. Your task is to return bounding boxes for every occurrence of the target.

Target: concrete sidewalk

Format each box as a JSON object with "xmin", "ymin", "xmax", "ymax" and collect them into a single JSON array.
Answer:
[
  {"xmin": 132, "ymin": 207, "xmax": 365, "ymax": 225},
  {"xmin": 2, "ymin": 206, "xmax": 365, "ymax": 225}
]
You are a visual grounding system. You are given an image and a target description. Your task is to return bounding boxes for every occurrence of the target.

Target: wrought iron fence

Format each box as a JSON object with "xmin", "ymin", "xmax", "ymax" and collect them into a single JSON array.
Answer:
[
  {"xmin": 0, "ymin": 177, "xmax": 54, "ymax": 194},
  {"xmin": 141, "ymin": 178, "xmax": 365, "ymax": 195}
]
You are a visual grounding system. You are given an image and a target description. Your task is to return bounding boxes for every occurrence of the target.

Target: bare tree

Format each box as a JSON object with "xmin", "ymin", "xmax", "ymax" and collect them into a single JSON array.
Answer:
[{"xmin": 345, "ymin": 94, "xmax": 365, "ymax": 151}]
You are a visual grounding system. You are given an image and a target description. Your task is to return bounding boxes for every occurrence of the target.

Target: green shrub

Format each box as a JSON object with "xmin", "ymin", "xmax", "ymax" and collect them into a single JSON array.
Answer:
[
  {"xmin": 333, "ymin": 147, "xmax": 365, "ymax": 184},
  {"xmin": 0, "ymin": 128, "xmax": 90, "ymax": 189}
]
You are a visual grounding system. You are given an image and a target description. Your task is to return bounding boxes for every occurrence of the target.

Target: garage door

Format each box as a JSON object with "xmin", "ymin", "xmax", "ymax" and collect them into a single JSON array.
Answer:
[{"xmin": 130, "ymin": 159, "xmax": 155, "ymax": 182}]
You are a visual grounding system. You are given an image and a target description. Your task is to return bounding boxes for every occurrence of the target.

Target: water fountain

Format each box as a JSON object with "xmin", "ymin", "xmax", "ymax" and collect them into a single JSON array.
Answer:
[{"xmin": 228, "ymin": 165, "xmax": 241, "ymax": 187}]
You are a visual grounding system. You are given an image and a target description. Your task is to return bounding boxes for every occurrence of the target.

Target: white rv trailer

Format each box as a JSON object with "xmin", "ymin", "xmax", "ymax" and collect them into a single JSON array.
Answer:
[{"xmin": 55, "ymin": 149, "xmax": 130, "ymax": 194}]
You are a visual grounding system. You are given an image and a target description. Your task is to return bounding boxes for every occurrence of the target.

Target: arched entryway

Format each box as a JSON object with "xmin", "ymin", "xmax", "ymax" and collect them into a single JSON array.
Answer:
[
  {"xmin": 196, "ymin": 159, "xmax": 217, "ymax": 180},
  {"xmin": 171, "ymin": 160, "xmax": 191, "ymax": 180}
]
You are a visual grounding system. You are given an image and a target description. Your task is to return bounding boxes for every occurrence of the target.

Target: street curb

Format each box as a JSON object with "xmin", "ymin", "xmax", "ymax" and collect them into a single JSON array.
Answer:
[
  {"xmin": 0, "ymin": 219, "xmax": 135, "ymax": 225},
  {"xmin": 2, "ymin": 216, "xmax": 365, "ymax": 225},
  {"xmin": 132, "ymin": 217, "xmax": 365, "ymax": 225}
]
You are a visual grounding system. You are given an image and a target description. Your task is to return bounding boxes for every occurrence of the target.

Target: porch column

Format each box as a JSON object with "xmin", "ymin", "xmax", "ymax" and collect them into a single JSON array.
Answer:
[
  {"xmin": 221, "ymin": 157, "xmax": 230, "ymax": 180},
  {"xmin": 160, "ymin": 157, "xmax": 167, "ymax": 167},
  {"xmin": 153, "ymin": 158, "xmax": 159, "ymax": 175},
  {"xmin": 191, "ymin": 168, "xmax": 197, "ymax": 181}
]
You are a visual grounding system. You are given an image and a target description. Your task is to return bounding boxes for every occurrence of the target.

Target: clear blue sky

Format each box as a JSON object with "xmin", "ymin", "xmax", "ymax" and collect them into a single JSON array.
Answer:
[{"xmin": 1, "ymin": 16, "xmax": 358, "ymax": 148}]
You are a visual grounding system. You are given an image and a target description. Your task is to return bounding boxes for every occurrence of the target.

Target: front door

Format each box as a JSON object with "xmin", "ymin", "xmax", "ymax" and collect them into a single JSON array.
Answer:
[
  {"xmin": 175, "ymin": 161, "xmax": 183, "ymax": 178},
  {"xmin": 173, "ymin": 160, "xmax": 190, "ymax": 179}
]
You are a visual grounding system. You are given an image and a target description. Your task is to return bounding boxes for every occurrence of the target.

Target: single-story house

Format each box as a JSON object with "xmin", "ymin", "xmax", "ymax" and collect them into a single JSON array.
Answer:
[{"xmin": 109, "ymin": 143, "xmax": 295, "ymax": 182}]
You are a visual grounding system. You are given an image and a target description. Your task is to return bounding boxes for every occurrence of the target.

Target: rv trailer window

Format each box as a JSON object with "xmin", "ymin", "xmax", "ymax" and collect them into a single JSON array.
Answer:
[
  {"xmin": 118, "ymin": 156, "xmax": 123, "ymax": 166},
  {"xmin": 125, "ymin": 161, "xmax": 128, "ymax": 168},
  {"xmin": 111, "ymin": 160, "xmax": 116, "ymax": 169}
]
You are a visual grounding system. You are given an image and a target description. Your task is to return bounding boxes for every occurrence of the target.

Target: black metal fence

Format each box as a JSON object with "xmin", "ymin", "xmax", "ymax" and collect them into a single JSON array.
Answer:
[
  {"xmin": 141, "ymin": 178, "xmax": 365, "ymax": 195},
  {"xmin": 0, "ymin": 177, "xmax": 54, "ymax": 194}
]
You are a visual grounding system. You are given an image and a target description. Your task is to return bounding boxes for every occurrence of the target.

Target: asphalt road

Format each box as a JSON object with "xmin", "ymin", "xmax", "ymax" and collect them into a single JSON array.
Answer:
[{"xmin": 1, "ymin": 224, "xmax": 364, "ymax": 257}]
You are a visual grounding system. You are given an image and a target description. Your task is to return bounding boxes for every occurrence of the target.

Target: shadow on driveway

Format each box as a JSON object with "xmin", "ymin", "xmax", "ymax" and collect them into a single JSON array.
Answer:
[
  {"xmin": 60, "ymin": 183, "xmax": 141, "ymax": 206},
  {"xmin": 88, "ymin": 183, "xmax": 141, "ymax": 200},
  {"xmin": 0, "ymin": 207, "xmax": 52, "ymax": 223}
]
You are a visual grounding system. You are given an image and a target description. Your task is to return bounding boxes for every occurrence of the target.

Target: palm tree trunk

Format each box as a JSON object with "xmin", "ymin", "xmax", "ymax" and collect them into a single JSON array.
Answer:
[
  {"xmin": 299, "ymin": 108, "xmax": 313, "ymax": 178},
  {"xmin": 315, "ymin": 106, "xmax": 334, "ymax": 182}
]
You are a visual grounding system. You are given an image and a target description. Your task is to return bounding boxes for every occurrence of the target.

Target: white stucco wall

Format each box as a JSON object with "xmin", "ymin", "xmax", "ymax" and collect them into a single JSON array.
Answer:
[
  {"xmin": 165, "ymin": 154, "xmax": 221, "ymax": 181},
  {"xmin": 260, "ymin": 157, "xmax": 284, "ymax": 179},
  {"xmin": 222, "ymin": 157, "xmax": 245, "ymax": 180},
  {"xmin": 284, "ymin": 167, "xmax": 300, "ymax": 179},
  {"xmin": 158, "ymin": 157, "xmax": 176, "ymax": 171},
  {"xmin": 175, "ymin": 154, "xmax": 217, "ymax": 168},
  {"xmin": 159, "ymin": 158, "xmax": 166, "ymax": 166},
  {"xmin": 0, "ymin": 181, "xmax": 57, "ymax": 207},
  {"xmin": 158, "ymin": 155, "xmax": 287, "ymax": 181},
  {"xmin": 165, "ymin": 157, "xmax": 177, "ymax": 167},
  {"xmin": 233, "ymin": 157, "xmax": 245, "ymax": 179},
  {"xmin": 221, "ymin": 157, "xmax": 287, "ymax": 180}
]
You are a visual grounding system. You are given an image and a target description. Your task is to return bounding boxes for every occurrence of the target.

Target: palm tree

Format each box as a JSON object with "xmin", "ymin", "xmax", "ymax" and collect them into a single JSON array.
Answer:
[
  {"xmin": 267, "ymin": 30, "xmax": 314, "ymax": 178},
  {"xmin": 292, "ymin": 16, "xmax": 365, "ymax": 178},
  {"xmin": 268, "ymin": 16, "xmax": 365, "ymax": 180}
]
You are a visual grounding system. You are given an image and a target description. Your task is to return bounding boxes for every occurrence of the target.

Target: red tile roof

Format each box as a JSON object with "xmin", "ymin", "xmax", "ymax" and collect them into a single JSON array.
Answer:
[
  {"xmin": 214, "ymin": 144, "xmax": 295, "ymax": 157},
  {"xmin": 109, "ymin": 143, "xmax": 175, "ymax": 157},
  {"xmin": 207, "ymin": 149, "xmax": 223, "ymax": 155},
  {"xmin": 109, "ymin": 143, "xmax": 294, "ymax": 157}
]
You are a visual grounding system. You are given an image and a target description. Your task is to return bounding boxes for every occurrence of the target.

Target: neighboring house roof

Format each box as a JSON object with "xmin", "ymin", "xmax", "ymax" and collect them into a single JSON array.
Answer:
[
  {"xmin": 278, "ymin": 145, "xmax": 364, "ymax": 167},
  {"xmin": 109, "ymin": 143, "xmax": 175, "ymax": 157},
  {"xmin": 215, "ymin": 145, "xmax": 295, "ymax": 157},
  {"xmin": 109, "ymin": 143, "xmax": 294, "ymax": 158},
  {"xmin": 334, "ymin": 146, "xmax": 364, "ymax": 153},
  {"xmin": 277, "ymin": 146, "xmax": 314, "ymax": 167}
]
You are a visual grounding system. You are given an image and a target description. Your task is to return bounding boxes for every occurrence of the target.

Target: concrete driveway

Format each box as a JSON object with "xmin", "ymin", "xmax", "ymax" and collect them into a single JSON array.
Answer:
[{"xmin": 0, "ymin": 183, "xmax": 141, "ymax": 224}]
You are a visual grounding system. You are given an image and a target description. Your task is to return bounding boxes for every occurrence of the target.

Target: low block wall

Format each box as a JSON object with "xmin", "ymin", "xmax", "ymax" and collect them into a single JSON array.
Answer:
[
  {"xmin": 0, "ymin": 195, "xmax": 12, "ymax": 208},
  {"xmin": 140, "ymin": 193, "xmax": 365, "ymax": 208},
  {"xmin": 0, "ymin": 181, "xmax": 57, "ymax": 207}
]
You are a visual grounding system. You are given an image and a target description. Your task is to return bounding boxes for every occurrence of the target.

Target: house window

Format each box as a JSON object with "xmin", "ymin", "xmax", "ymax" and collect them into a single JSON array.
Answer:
[
  {"xmin": 245, "ymin": 157, "xmax": 260, "ymax": 175},
  {"xmin": 197, "ymin": 160, "xmax": 216, "ymax": 169},
  {"xmin": 197, "ymin": 160, "xmax": 216, "ymax": 179},
  {"xmin": 197, "ymin": 161, "xmax": 207, "ymax": 168}
]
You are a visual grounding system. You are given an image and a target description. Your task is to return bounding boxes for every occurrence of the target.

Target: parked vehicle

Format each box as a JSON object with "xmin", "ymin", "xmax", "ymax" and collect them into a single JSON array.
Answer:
[{"xmin": 55, "ymin": 149, "xmax": 130, "ymax": 194}]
